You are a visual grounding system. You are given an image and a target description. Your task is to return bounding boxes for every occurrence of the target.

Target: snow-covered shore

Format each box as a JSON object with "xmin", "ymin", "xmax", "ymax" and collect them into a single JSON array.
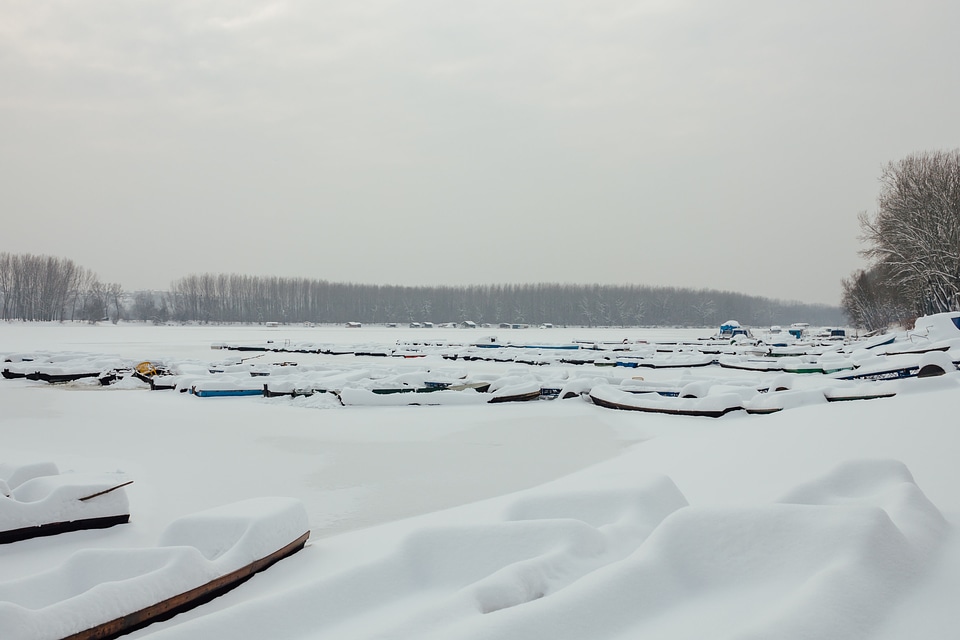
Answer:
[{"xmin": 1, "ymin": 322, "xmax": 958, "ymax": 639}]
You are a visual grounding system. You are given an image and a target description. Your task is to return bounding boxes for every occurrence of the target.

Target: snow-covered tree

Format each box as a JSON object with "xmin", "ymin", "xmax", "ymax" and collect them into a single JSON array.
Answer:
[{"xmin": 858, "ymin": 149, "xmax": 960, "ymax": 314}]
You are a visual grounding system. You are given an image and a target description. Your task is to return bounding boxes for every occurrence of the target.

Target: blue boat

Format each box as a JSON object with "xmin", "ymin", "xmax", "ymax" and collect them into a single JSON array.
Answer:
[{"xmin": 192, "ymin": 387, "xmax": 264, "ymax": 398}]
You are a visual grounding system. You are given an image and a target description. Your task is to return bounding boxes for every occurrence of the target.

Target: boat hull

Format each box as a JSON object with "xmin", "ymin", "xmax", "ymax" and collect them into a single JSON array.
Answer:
[{"xmin": 0, "ymin": 514, "xmax": 130, "ymax": 545}]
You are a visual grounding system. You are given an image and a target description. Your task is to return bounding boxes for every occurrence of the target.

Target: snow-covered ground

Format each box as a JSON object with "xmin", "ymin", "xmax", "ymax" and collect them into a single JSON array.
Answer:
[{"xmin": 1, "ymin": 322, "xmax": 959, "ymax": 639}]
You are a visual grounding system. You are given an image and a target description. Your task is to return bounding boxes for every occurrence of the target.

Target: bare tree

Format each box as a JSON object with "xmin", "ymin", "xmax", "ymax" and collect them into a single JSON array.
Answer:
[
  {"xmin": 859, "ymin": 149, "xmax": 960, "ymax": 315},
  {"xmin": 613, "ymin": 297, "xmax": 627, "ymax": 327},
  {"xmin": 841, "ymin": 265, "xmax": 911, "ymax": 331},
  {"xmin": 107, "ymin": 283, "xmax": 124, "ymax": 323},
  {"xmin": 0, "ymin": 253, "xmax": 92, "ymax": 321},
  {"xmin": 578, "ymin": 296, "xmax": 594, "ymax": 327},
  {"xmin": 83, "ymin": 278, "xmax": 109, "ymax": 322},
  {"xmin": 692, "ymin": 298, "xmax": 717, "ymax": 327},
  {"xmin": 132, "ymin": 291, "xmax": 159, "ymax": 321},
  {"xmin": 0, "ymin": 253, "xmax": 12, "ymax": 319},
  {"xmin": 632, "ymin": 300, "xmax": 646, "ymax": 326}
]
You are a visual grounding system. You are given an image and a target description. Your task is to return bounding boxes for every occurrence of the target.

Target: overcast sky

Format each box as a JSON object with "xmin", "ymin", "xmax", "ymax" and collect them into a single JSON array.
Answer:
[{"xmin": 2, "ymin": 1, "xmax": 959, "ymax": 305}]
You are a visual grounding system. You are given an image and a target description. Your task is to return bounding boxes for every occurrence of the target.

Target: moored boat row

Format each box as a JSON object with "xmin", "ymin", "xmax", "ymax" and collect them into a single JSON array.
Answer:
[{"xmin": 5, "ymin": 312, "xmax": 960, "ymax": 414}]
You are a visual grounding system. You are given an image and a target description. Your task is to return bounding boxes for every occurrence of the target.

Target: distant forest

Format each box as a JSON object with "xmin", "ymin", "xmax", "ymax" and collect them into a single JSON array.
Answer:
[
  {"xmin": 0, "ymin": 254, "xmax": 844, "ymax": 327},
  {"xmin": 159, "ymin": 273, "xmax": 844, "ymax": 328}
]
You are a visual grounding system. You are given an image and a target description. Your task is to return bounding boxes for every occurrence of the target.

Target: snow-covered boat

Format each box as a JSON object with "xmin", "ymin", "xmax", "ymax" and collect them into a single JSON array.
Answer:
[
  {"xmin": 0, "ymin": 463, "xmax": 131, "ymax": 544},
  {"xmin": 717, "ymin": 356, "xmax": 785, "ymax": 372},
  {"xmin": 190, "ymin": 374, "xmax": 268, "ymax": 397},
  {"xmin": 616, "ymin": 379, "xmax": 684, "ymax": 397},
  {"xmin": 832, "ymin": 352, "xmax": 956, "ymax": 381},
  {"xmin": 338, "ymin": 387, "xmax": 491, "ymax": 406},
  {"xmin": 192, "ymin": 387, "xmax": 264, "ymax": 398},
  {"xmin": 0, "ymin": 498, "xmax": 310, "ymax": 640},
  {"xmin": 845, "ymin": 332, "xmax": 897, "ymax": 351},
  {"xmin": 1, "ymin": 366, "xmax": 29, "ymax": 379},
  {"xmin": 487, "ymin": 379, "xmax": 544, "ymax": 403},
  {"xmin": 822, "ymin": 385, "xmax": 898, "ymax": 402},
  {"xmin": 635, "ymin": 353, "xmax": 716, "ymax": 369},
  {"xmin": 373, "ymin": 380, "xmax": 491, "ymax": 394},
  {"xmin": 706, "ymin": 320, "xmax": 755, "ymax": 342},
  {"xmin": 2, "ymin": 353, "xmax": 134, "ymax": 385},
  {"xmin": 588, "ymin": 384, "xmax": 744, "ymax": 417}
]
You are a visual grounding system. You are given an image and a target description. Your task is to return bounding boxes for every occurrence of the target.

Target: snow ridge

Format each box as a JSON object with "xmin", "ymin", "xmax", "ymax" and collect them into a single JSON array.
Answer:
[{"xmin": 144, "ymin": 460, "xmax": 946, "ymax": 640}]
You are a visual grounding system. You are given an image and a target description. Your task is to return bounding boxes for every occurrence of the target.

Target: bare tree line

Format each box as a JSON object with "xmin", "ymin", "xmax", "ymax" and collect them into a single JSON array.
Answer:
[
  {"xmin": 0, "ymin": 253, "xmax": 123, "ymax": 322},
  {"xmin": 0, "ymin": 253, "xmax": 843, "ymax": 327},
  {"xmin": 163, "ymin": 273, "xmax": 842, "ymax": 327},
  {"xmin": 843, "ymin": 149, "xmax": 960, "ymax": 330}
]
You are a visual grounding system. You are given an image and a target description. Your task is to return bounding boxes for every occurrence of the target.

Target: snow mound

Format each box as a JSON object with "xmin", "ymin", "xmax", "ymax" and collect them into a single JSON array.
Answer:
[
  {"xmin": 0, "ymin": 461, "xmax": 60, "ymax": 492},
  {"xmin": 777, "ymin": 458, "xmax": 948, "ymax": 552},
  {"xmin": 159, "ymin": 497, "xmax": 310, "ymax": 571},
  {"xmin": 143, "ymin": 460, "xmax": 946, "ymax": 640},
  {"xmin": 744, "ymin": 388, "xmax": 828, "ymax": 412},
  {"xmin": 0, "ymin": 469, "xmax": 130, "ymax": 532},
  {"xmin": 0, "ymin": 497, "xmax": 309, "ymax": 640}
]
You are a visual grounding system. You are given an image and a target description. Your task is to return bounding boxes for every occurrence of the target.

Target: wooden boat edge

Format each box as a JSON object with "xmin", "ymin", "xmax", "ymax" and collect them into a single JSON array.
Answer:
[
  {"xmin": 0, "ymin": 514, "xmax": 130, "ymax": 545},
  {"xmin": 589, "ymin": 392, "xmax": 741, "ymax": 418},
  {"xmin": 62, "ymin": 530, "xmax": 310, "ymax": 640},
  {"xmin": 488, "ymin": 390, "xmax": 542, "ymax": 403}
]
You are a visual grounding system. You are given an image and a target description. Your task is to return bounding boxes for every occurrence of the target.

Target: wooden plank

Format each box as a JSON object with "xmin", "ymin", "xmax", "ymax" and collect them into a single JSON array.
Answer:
[{"xmin": 79, "ymin": 481, "xmax": 134, "ymax": 502}]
